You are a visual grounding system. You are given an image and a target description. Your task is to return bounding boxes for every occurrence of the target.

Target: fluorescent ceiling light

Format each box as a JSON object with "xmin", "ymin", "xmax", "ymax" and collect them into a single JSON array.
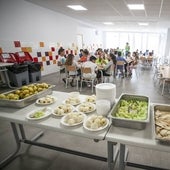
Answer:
[
  {"xmin": 103, "ymin": 22, "xmax": 114, "ymax": 25},
  {"xmin": 67, "ymin": 5, "xmax": 87, "ymax": 11},
  {"xmin": 127, "ymin": 4, "xmax": 145, "ymax": 10},
  {"xmin": 138, "ymin": 22, "xmax": 149, "ymax": 26}
]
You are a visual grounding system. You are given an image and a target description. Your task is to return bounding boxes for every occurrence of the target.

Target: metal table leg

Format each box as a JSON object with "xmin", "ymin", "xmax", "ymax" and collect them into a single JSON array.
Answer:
[
  {"xmin": 107, "ymin": 141, "xmax": 119, "ymax": 170},
  {"xmin": 119, "ymin": 144, "xmax": 125, "ymax": 170},
  {"xmin": 0, "ymin": 122, "xmax": 21, "ymax": 168},
  {"xmin": 107, "ymin": 141, "xmax": 113, "ymax": 170},
  {"xmin": 19, "ymin": 124, "xmax": 44, "ymax": 141},
  {"xmin": 18, "ymin": 124, "xmax": 107, "ymax": 163}
]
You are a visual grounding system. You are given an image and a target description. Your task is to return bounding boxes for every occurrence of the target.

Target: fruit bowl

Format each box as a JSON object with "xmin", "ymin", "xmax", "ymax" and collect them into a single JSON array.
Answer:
[{"xmin": 0, "ymin": 83, "xmax": 55, "ymax": 108}]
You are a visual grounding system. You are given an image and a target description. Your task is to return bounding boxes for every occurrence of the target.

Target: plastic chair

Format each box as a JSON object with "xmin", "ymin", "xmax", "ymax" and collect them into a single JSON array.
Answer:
[
  {"xmin": 161, "ymin": 78, "xmax": 170, "ymax": 95},
  {"xmin": 128, "ymin": 64, "xmax": 140, "ymax": 78},
  {"xmin": 65, "ymin": 65, "xmax": 79, "ymax": 89},
  {"xmin": 100, "ymin": 64, "xmax": 115, "ymax": 83},
  {"xmin": 116, "ymin": 61, "xmax": 125, "ymax": 78},
  {"xmin": 80, "ymin": 67, "xmax": 96, "ymax": 93}
]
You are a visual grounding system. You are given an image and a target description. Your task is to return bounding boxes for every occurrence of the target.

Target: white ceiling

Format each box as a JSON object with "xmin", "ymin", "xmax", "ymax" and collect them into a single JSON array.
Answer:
[{"xmin": 26, "ymin": 0, "xmax": 170, "ymax": 31}]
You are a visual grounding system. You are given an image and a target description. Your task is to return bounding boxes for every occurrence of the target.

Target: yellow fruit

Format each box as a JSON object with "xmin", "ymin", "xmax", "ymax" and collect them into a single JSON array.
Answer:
[
  {"xmin": 28, "ymin": 87, "xmax": 34, "ymax": 92},
  {"xmin": 36, "ymin": 83, "xmax": 41, "ymax": 87},
  {"xmin": 24, "ymin": 93, "xmax": 30, "ymax": 98},
  {"xmin": 7, "ymin": 93, "xmax": 15, "ymax": 99},
  {"xmin": 29, "ymin": 92, "xmax": 33, "ymax": 95},
  {"xmin": 33, "ymin": 86, "xmax": 37, "ymax": 91},
  {"xmin": 23, "ymin": 89, "xmax": 29, "ymax": 95},
  {"xmin": 34, "ymin": 91, "xmax": 38, "ymax": 94},
  {"xmin": 37, "ymin": 87, "xmax": 43, "ymax": 92},
  {"xmin": 19, "ymin": 92, "xmax": 24, "ymax": 99},
  {"xmin": 14, "ymin": 90, "xmax": 21, "ymax": 94},
  {"xmin": 6, "ymin": 96, "xmax": 9, "ymax": 99},
  {"xmin": 21, "ymin": 85, "xmax": 28, "ymax": 90},
  {"xmin": 0, "ymin": 94, "xmax": 6, "ymax": 99},
  {"xmin": 41, "ymin": 83, "xmax": 49, "ymax": 88},
  {"xmin": 28, "ymin": 84, "xmax": 34, "ymax": 88},
  {"xmin": 13, "ymin": 94, "xmax": 19, "ymax": 100}
]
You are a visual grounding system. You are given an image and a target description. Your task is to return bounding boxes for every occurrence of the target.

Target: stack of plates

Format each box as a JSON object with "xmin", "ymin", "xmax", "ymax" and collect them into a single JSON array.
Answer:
[{"xmin": 95, "ymin": 83, "xmax": 116, "ymax": 106}]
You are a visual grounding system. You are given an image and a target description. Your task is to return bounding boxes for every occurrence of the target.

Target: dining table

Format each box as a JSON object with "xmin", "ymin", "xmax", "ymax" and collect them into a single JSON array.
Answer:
[
  {"xmin": 0, "ymin": 91, "xmax": 118, "ymax": 169},
  {"xmin": 0, "ymin": 91, "xmax": 170, "ymax": 170}
]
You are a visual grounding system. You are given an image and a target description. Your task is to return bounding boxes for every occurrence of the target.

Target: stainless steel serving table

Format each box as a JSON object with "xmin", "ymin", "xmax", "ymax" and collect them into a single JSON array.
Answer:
[
  {"xmin": 106, "ymin": 104, "xmax": 170, "ymax": 170},
  {"xmin": 0, "ymin": 91, "xmax": 118, "ymax": 169},
  {"xmin": 0, "ymin": 62, "xmax": 14, "ymax": 88}
]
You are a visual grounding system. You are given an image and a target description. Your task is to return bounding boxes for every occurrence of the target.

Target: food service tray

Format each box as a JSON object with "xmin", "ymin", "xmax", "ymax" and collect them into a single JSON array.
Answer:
[
  {"xmin": 153, "ymin": 104, "xmax": 170, "ymax": 143},
  {"xmin": 108, "ymin": 93, "xmax": 150, "ymax": 130},
  {"xmin": 0, "ymin": 84, "xmax": 55, "ymax": 108}
]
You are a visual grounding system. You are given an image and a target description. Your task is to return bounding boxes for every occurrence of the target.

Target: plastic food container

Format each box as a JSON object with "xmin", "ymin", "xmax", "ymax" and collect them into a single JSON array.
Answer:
[{"xmin": 109, "ymin": 93, "xmax": 150, "ymax": 130}]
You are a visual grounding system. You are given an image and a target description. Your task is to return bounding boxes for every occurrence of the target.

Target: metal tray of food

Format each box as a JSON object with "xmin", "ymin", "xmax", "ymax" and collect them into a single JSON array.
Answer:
[
  {"xmin": 108, "ymin": 93, "xmax": 150, "ymax": 130},
  {"xmin": 0, "ymin": 83, "xmax": 55, "ymax": 108},
  {"xmin": 153, "ymin": 104, "xmax": 170, "ymax": 143}
]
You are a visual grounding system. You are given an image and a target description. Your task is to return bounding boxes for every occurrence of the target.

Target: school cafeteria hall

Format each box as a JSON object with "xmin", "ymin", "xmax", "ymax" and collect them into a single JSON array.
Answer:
[{"xmin": 0, "ymin": 0, "xmax": 170, "ymax": 170}]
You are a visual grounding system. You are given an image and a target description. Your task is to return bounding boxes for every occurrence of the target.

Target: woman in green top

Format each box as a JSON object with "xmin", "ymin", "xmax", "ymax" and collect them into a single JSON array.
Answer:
[{"xmin": 125, "ymin": 42, "xmax": 130, "ymax": 57}]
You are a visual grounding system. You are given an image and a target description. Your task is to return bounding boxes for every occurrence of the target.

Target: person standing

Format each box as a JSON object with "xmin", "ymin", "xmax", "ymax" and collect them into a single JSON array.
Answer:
[
  {"xmin": 125, "ymin": 42, "xmax": 130, "ymax": 57},
  {"xmin": 57, "ymin": 47, "xmax": 66, "ymax": 73}
]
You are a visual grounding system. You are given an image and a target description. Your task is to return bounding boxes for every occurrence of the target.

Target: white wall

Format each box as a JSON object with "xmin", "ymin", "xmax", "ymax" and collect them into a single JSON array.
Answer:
[
  {"xmin": 0, "ymin": 0, "xmax": 77, "ymax": 46},
  {"xmin": 0, "ymin": 0, "xmax": 103, "ymax": 75},
  {"xmin": 76, "ymin": 26, "xmax": 103, "ymax": 53},
  {"xmin": 0, "ymin": 0, "xmax": 103, "ymax": 48}
]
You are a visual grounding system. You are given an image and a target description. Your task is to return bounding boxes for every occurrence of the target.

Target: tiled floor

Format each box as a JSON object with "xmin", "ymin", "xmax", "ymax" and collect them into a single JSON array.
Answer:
[{"xmin": 0, "ymin": 67, "xmax": 170, "ymax": 170}]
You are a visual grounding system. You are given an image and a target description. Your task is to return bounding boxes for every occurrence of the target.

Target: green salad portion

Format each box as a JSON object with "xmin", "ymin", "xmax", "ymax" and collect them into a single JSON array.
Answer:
[
  {"xmin": 30, "ymin": 111, "xmax": 45, "ymax": 118},
  {"xmin": 114, "ymin": 99, "xmax": 148, "ymax": 120}
]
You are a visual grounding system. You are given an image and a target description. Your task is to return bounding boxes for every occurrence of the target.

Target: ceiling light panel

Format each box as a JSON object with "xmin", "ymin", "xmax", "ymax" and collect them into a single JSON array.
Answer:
[
  {"xmin": 67, "ymin": 5, "xmax": 87, "ymax": 11},
  {"xmin": 138, "ymin": 22, "xmax": 149, "ymax": 26},
  {"xmin": 103, "ymin": 22, "xmax": 114, "ymax": 25},
  {"xmin": 127, "ymin": 4, "xmax": 145, "ymax": 10}
]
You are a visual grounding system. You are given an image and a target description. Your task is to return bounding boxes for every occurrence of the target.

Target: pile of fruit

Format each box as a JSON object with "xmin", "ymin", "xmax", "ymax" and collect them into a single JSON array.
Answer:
[{"xmin": 0, "ymin": 83, "xmax": 50, "ymax": 100}]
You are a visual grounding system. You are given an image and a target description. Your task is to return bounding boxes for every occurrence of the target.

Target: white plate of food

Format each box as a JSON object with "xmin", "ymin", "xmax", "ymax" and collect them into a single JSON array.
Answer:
[
  {"xmin": 76, "ymin": 102, "xmax": 96, "ymax": 114},
  {"xmin": 60, "ymin": 112, "xmax": 86, "ymax": 126},
  {"xmin": 36, "ymin": 95, "xmax": 56, "ymax": 105},
  {"xmin": 63, "ymin": 97, "xmax": 81, "ymax": 106},
  {"xmin": 85, "ymin": 95, "xmax": 96, "ymax": 103},
  {"xmin": 52, "ymin": 104, "xmax": 75, "ymax": 117},
  {"xmin": 83, "ymin": 115, "xmax": 109, "ymax": 131},
  {"xmin": 26, "ymin": 107, "xmax": 52, "ymax": 120}
]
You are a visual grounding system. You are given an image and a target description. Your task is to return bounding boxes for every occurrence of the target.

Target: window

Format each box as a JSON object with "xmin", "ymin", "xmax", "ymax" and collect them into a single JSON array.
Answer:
[{"xmin": 105, "ymin": 31, "xmax": 164, "ymax": 56}]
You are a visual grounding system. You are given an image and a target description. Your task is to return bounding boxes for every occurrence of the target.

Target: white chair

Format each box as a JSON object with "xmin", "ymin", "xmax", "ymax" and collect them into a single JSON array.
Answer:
[
  {"xmin": 116, "ymin": 61, "xmax": 125, "ymax": 78},
  {"xmin": 65, "ymin": 65, "xmax": 79, "ymax": 89},
  {"xmin": 100, "ymin": 64, "xmax": 115, "ymax": 83},
  {"xmin": 80, "ymin": 67, "xmax": 96, "ymax": 93},
  {"xmin": 161, "ymin": 78, "xmax": 170, "ymax": 95},
  {"xmin": 129, "ymin": 64, "xmax": 140, "ymax": 78},
  {"xmin": 58, "ymin": 66, "xmax": 65, "ymax": 82}
]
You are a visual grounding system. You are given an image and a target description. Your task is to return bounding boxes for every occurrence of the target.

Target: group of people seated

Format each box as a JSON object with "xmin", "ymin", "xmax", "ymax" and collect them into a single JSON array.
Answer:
[{"xmin": 57, "ymin": 47, "xmax": 139, "ymax": 87}]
